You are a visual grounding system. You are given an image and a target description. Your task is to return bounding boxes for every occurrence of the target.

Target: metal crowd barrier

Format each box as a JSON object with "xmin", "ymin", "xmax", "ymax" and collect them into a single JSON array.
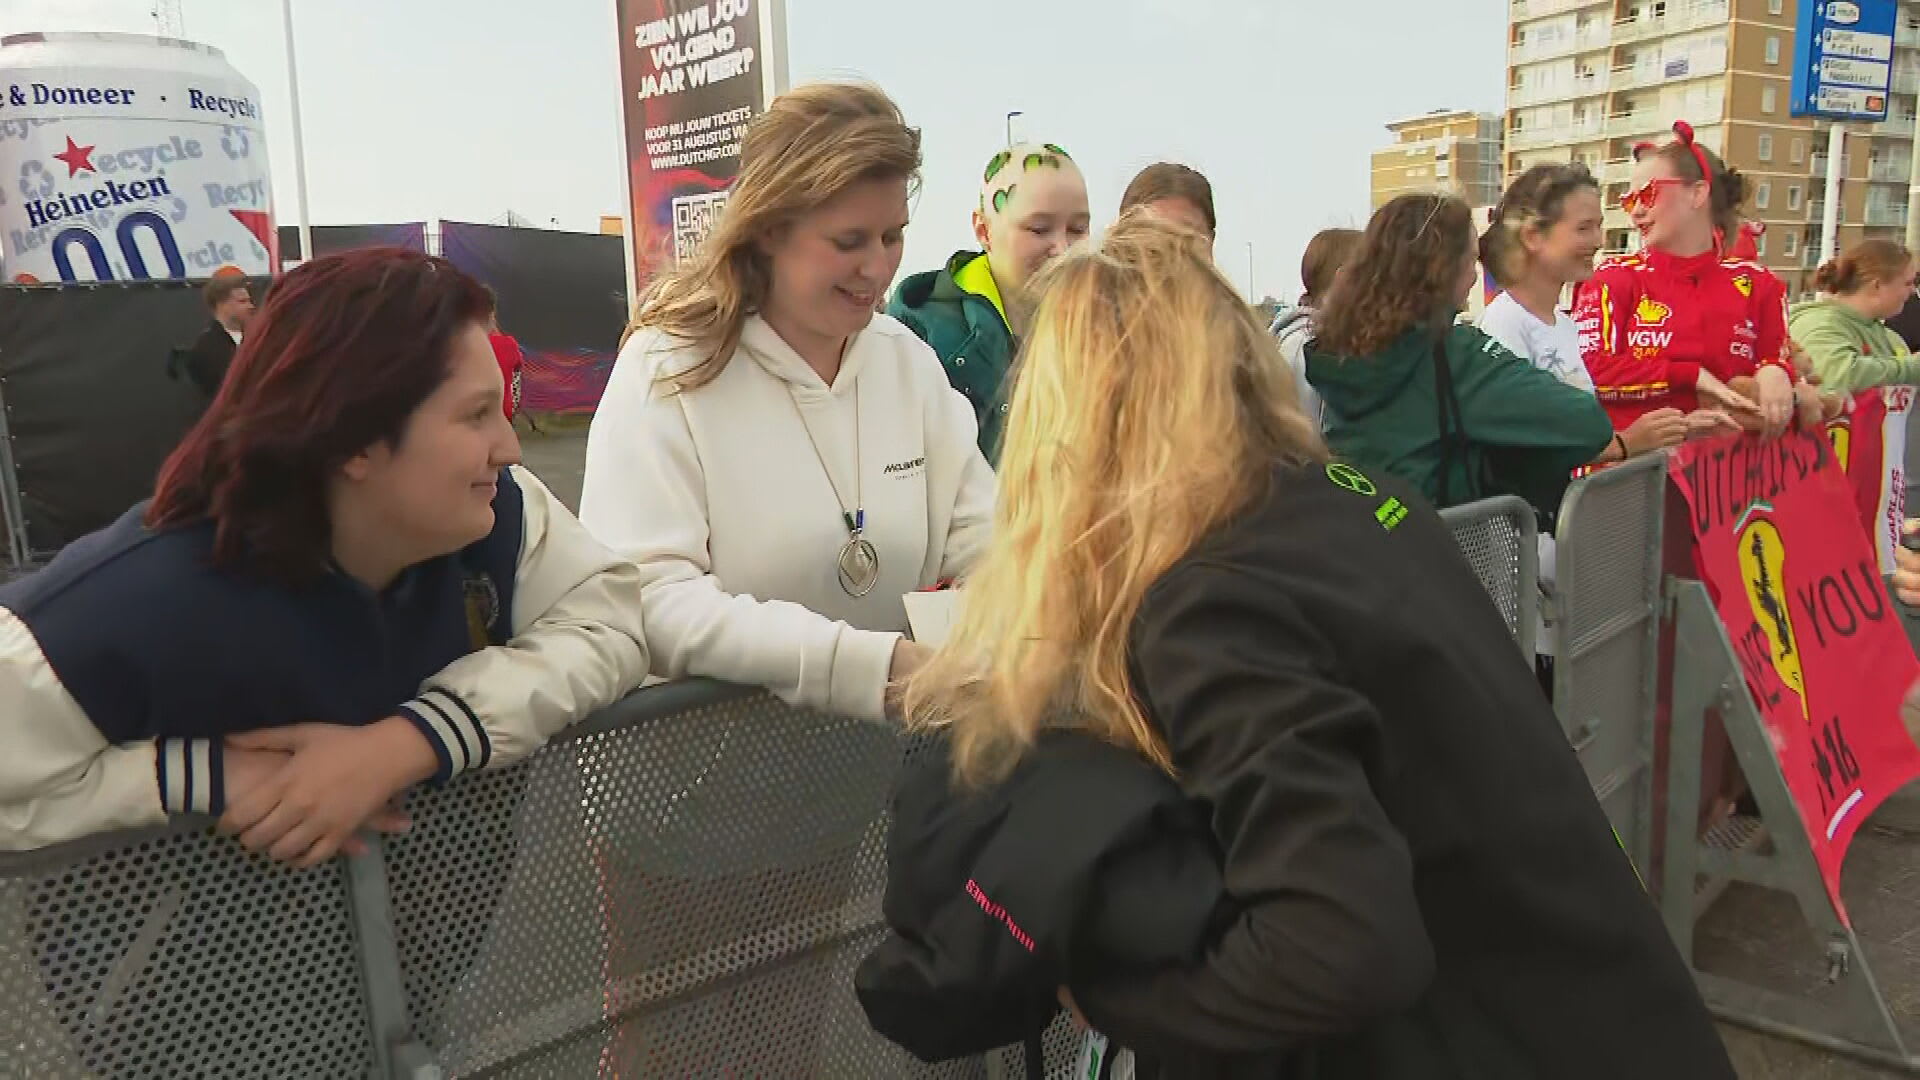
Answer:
[
  {"xmin": 0, "ymin": 680, "xmax": 1082, "ymax": 1079},
  {"xmin": 1552, "ymin": 451, "xmax": 1920, "ymax": 1069},
  {"xmin": 1440, "ymin": 495, "xmax": 1540, "ymax": 659},
  {"xmin": 0, "ymin": 503, "xmax": 1538, "ymax": 1079},
  {"xmin": 1548, "ymin": 454, "xmax": 1668, "ymax": 872}
]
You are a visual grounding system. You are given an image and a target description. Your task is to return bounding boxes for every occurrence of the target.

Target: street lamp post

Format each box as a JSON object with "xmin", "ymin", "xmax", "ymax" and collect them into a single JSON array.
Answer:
[
  {"xmin": 1005, "ymin": 110, "xmax": 1024, "ymax": 148},
  {"xmin": 279, "ymin": 0, "xmax": 313, "ymax": 268},
  {"xmin": 1246, "ymin": 242, "xmax": 1256, "ymax": 299}
]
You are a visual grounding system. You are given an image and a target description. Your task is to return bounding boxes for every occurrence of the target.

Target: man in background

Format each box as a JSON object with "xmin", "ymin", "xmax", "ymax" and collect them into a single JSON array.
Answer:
[{"xmin": 172, "ymin": 275, "xmax": 256, "ymax": 398}]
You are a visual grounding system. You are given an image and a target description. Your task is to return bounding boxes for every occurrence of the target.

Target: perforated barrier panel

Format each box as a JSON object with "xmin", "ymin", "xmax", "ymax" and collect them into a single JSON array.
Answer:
[
  {"xmin": 1441, "ymin": 495, "xmax": 1540, "ymax": 657},
  {"xmin": 384, "ymin": 682, "xmax": 965, "ymax": 1076},
  {"xmin": 1551, "ymin": 456, "xmax": 1668, "ymax": 869},
  {"xmin": 0, "ymin": 826, "xmax": 373, "ymax": 1078}
]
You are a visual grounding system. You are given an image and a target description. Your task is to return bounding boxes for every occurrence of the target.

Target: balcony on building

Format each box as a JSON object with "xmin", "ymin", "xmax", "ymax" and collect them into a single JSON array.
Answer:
[
  {"xmin": 1611, "ymin": 0, "xmax": 1731, "ymax": 45},
  {"xmin": 1510, "ymin": 68, "xmax": 1612, "ymax": 106},
  {"xmin": 1808, "ymin": 152, "xmax": 1854, "ymax": 176},
  {"xmin": 1513, "ymin": 0, "xmax": 1613, "ymax": 20},
  {"xmin": 1509, "ymin": 24, "xmax": 1612, "ymax": 64},
  {"xmin": 1605, "ymin": 109, "xmax": 1666, "ymax": 139},
  {"xmin": 1508, "ymin": 114, "xmax": 1604, "ymax": 151},
  {"xmin": 1868, "ymin": 156, "xmax": 1911, "ymax": 183},
  {"xmin": 1866, "ymin": 204, "xmax": 1910, "ymax": 228}
]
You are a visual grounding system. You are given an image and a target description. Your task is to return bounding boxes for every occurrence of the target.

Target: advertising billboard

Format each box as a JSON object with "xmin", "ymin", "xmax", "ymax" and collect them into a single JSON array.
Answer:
[{"xmin": 614, "ymin": 0, "xmax": 787, "ymax": 293}]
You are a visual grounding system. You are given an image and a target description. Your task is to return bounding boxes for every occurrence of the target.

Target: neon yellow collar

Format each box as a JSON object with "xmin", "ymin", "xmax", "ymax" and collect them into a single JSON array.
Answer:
[{"xmin": 952, "ymin": 253, "xmax": 1009, "ymax": 327}]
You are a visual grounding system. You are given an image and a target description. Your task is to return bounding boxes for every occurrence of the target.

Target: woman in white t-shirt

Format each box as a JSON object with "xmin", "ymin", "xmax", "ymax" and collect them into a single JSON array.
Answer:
[{"xmin": 581, "ymin": 82, "xmax": 996, "ymax": 722}]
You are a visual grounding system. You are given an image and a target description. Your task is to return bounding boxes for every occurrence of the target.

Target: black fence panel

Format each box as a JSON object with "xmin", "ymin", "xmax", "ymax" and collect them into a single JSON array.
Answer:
[
  {"xmin": 278, "ymin": 223, "xmax": 427, "ymax": 263},
  {"xmin": 0, "ymin": 281, "xmax": 218, "ymax": 554},
  {"xmin": 440, "ymin": 222, "xmax": 626, "ymax": 414}
]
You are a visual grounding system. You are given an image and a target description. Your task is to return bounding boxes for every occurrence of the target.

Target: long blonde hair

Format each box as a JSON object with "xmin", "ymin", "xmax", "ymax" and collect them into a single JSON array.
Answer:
[
  {"xmin": 905, "ymin": 215, "xmax": 1328, "ymax": 786},
  {"xmin": 629, "ymin": 82, "xmax": 921, "ymax": 391}
]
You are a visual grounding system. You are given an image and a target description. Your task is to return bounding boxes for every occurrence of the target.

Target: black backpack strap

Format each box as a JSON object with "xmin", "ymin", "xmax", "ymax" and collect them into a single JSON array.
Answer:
[{"xmin": 1432, "ymin": 336, "xmax": 1464, "ymax": 507}]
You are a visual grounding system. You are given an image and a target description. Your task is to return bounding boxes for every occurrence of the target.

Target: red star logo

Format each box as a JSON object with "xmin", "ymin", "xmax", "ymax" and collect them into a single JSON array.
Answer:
[{"xmin": 53, "ymin": 136, "xmax": 96, "ymax": 178}]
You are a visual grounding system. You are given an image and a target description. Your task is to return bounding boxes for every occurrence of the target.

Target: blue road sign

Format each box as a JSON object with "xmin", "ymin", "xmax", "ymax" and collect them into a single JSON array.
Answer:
[{"xmin": 1791, "ymin": 0, "xmax": 1898, "ymax": 122}]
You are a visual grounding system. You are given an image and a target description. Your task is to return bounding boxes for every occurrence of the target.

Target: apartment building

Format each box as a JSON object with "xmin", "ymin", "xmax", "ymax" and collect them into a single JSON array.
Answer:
[
  {"xmin": 1370, "ymin": 110, "xmax": 1505, "ymax": 210},
  {"xmin": 1500, "ymin": 0, "xmax": 1910, "ymax": 296}
]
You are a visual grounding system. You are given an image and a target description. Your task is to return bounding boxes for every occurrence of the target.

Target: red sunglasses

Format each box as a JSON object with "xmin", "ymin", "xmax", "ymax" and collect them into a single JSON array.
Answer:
[{"xmin": 1621, "ymin": 176, "xmax": 1690, "ymax": 213}]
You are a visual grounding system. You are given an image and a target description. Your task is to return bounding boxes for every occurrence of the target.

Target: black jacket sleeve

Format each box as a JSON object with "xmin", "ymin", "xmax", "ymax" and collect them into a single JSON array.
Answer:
[
  {"xmin": 1072, "ymin": 561, "xmax": 1435, "ymax": 1057},
  {"xmin": 182, "ymin": 322, "xmax": 235, "ymax": 398}
]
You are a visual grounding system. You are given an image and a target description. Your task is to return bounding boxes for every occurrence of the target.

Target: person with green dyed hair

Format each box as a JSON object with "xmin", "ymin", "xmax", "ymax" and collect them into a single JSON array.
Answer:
[{"xmin": 889, "ymin": 141, "xmax": 1090, "ymax": 461}]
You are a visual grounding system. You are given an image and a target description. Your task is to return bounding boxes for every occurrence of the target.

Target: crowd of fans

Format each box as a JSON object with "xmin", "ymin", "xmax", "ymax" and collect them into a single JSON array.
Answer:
[{"xmin": 9, "ymin": 80, "xmax": 1920, "ymax": 1076}]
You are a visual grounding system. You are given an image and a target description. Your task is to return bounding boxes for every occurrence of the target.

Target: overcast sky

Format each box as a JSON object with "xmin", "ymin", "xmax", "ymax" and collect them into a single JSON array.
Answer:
[{"xmin": 2, "ymin": 0, "xmax": 1505, "ymax": 298}]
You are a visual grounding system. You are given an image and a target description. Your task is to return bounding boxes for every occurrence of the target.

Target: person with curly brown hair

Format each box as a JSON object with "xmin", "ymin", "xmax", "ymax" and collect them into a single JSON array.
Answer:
[{"xmin": 1305, "ymin": 193, "xmax": 1612, "ymax": 519}]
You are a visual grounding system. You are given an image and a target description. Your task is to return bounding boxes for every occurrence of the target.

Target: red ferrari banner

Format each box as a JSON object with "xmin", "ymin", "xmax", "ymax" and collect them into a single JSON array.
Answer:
[
  {"xmin": 1823, "ymin": 387, "xmax": 1913, "ymax": 575},
  {"xmin": 1670, "ymin": 432, "xmax": 1920, "ymax": 921}
]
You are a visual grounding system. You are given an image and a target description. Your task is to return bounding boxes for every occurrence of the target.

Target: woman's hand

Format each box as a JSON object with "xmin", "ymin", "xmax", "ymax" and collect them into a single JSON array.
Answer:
[
  {"xmin": 1686, "ymin": 409, "xmax": 1742, "ymax": 440},
  {"xmin": 1698, "ymin": 370, "xmax": 1761, "ymax": 424},
  {"xmin": 1058, "ymin": 985, "xmax": 1090, "ymax": 1030},
  {"xmin": 1791, "ymin": 379, "xmax": 1829, "ymax": 431},
  {"xmin": 218, "ymin": 717, "xmax": 435, "ymax": 867},
  {"xmin": 1893, "ymin": 522, "xmax": 1920, "ymax": 607},
  {"xmin": 223, "ymin": 745, "xmax": 289, "ymax": 806},
  {"xmin": 1753, "ymin": 365, "xmax": 1796, "ymax": 437},
  {"xmin": 1789, "ymin": 337, "xmax": 1816, "ymax": 380},
  {"xmin": 1620, "ymin": 408, "xmax": 1688, "ymax": 457},
  {"xmin": 889, "ymin": 638, "xmax": 934, "ymax": 682},
  {"xmin": 885, "ymin": 639, "xmax": 936, "ymax": 719}
]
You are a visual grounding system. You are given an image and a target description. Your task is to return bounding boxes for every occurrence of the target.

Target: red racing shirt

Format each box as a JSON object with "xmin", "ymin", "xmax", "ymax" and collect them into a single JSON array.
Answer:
[{"xmin": 1573, "ymin": 248, "xmax": 1793, "ymax": 429}]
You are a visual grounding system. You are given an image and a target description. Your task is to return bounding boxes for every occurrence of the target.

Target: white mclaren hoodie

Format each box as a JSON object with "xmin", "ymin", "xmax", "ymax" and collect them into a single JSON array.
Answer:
[{"xmin": 581, "ymin": 313, "xmax": 996, "ymax": 721}]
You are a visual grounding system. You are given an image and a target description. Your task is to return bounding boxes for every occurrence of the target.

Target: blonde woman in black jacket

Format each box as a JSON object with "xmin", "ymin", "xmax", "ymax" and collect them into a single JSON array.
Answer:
[{"xmin": 904, "ymin": 215, "xmax": 1733, "ymax": 1080}]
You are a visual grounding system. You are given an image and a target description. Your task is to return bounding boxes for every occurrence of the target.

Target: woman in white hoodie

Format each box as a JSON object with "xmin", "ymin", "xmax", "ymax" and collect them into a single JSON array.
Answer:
[{"xmin": 581, "ymin": 83, "xmax": 996, "ymax": 721}]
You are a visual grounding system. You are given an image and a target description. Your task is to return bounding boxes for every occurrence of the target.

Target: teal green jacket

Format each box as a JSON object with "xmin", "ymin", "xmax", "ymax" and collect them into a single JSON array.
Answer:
[
  {"xmin": 1786, "ymin": 298, "xmax": 1920, "ymax": 396},
  {"xmin": 1307, "ymin": 323, "xmax": 1614, "ymax": 516},
  {"xmin": 888, "ymin": 251, "xmax": 1016, "ymax": 462}
]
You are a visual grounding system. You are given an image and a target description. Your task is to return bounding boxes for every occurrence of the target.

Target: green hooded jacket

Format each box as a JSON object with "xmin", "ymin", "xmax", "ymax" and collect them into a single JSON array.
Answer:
[
  {"xmin": 888, "ymin": 251, "xmax": 1016, "ymax": 462},
  {"xmin": 1786, "ymin": 297, "xmax": 1920, "ymax": 397},
  {"xmin": 1306, "ymin": 323, "xmax": 1614, "ymax": 516}
]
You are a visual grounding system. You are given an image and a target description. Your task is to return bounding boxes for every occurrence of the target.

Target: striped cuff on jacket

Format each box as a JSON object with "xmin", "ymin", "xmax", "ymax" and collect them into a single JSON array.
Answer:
[
  {"xmin": 396, "ymin": 689, "xmax": 492, "ymax": 785},
  {"xmin": 156, "ymin": 738, "xmax": 226, "ymax": 816}
]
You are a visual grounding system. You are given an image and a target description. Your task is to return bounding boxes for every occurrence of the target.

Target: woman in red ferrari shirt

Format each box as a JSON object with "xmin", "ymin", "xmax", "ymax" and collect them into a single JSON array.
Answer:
[{"xmin": 1575, "ymin": 123, "xmax": 1818, "ymax": 437}]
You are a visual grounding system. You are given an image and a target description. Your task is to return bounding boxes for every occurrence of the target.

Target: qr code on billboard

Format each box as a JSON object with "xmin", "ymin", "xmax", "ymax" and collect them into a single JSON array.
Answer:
[{"xmin": 673, "ymin": 190, "xmax": 731, "ymax": 263}]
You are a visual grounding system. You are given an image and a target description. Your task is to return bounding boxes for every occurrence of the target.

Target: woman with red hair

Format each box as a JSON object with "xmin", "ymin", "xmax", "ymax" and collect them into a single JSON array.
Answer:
[
  {"xmin": 0, "ymin": 248, "xmax": 650, "ymax": 863},
  {"xmin": 1575, "ymin": 122, "xmax": 1822, "ymax": 437}
]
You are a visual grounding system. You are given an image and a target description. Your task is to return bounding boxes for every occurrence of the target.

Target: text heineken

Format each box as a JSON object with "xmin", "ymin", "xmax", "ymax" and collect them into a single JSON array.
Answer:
[{"xmin": 24, "ymin": 176, "xmax": 172, "ymax": 229}]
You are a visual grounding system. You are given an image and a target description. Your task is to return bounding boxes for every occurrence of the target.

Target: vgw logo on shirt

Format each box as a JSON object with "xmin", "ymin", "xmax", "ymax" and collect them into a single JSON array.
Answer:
[{"xmin": 1628, "ymin": 295, "xmax": 1674, "ymax": 350}]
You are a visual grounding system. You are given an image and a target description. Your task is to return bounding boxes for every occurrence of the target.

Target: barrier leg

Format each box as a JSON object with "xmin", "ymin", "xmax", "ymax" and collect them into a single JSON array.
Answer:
[
  {"xmin": 343, "ymin": 845, "xmax": 443, "ymax": 1080},
  {"xmin": 1668, "ymin": 581, "xmax": 1919, "ymax": 1072}
]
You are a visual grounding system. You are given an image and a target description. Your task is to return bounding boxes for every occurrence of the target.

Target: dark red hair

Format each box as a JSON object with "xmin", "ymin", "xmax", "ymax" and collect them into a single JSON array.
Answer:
[{"xmin": 148, "ymin": 248, "xmax": 493, "ymax": 581}]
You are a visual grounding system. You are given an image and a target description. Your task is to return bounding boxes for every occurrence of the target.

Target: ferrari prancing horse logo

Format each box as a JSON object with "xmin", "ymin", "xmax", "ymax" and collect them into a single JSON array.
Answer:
[{"xmin": 1737, "ymin": 514, "xmax": 1809, "ymax": 723}]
